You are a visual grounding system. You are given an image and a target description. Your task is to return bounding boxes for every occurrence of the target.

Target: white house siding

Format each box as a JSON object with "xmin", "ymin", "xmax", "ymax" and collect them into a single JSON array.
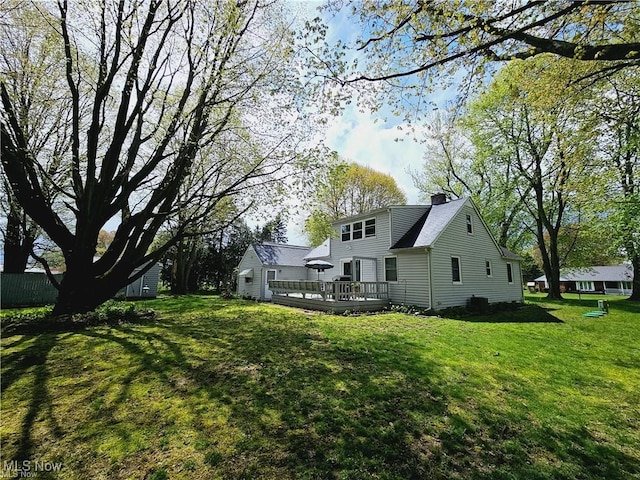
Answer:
[
  {"xmin": 389, "ymin": 206, "xmax": 429, "ymax": 246},
  {"xmin": 329, "ymin": 210, "xmax": 393, "ymax": 281},
  {"xmin": 390, "ymin": 250, "xmax": 431, "ymax": 308},
  {"xmin": 236, "ymin": 247, "xmax": 263, "ymax": 299},
  {"xmin": 429, "ymin": 202, "xmax": 523, "ymax": 309}
]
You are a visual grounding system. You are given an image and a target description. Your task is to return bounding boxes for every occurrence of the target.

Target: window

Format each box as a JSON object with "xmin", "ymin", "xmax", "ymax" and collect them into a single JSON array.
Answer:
[
  {"xmin": 485, "ymin": 260, "xmax": 492, "ymax": 277},
  {"xmin": 466, "ymin": 214, "xmax": 473, "ymax": 234},
  {"xmin": 353, "ymin": 221, "xmax": 363, "ymax": 240},
  {"xmin": 451, "ymin": 257, "xmax": 462, "ymax": 284},
  {"xmin": 384, "ymin": 257, "xmax": 398, "ymax": 282},
  {"xmin": 245, "ymin": 277, "xmax": 252, "ymax": 284},
  {"xmin": 341, "ymin": 224, "xmax": 351, "ymax": 242},
  {"xmin": 507, "ymin": 263, "xmax": 513, "ymax": 284},
  {"xmin": 343, "ymin": 261, "xmax": 352, "ymax": 277},
  {"xmin": 365, "ymin": 218, "xmax": 376, "ymax": 237},
  {"xmin": 341, "ymin": 218, "xmax": 375, "ymax": 241},
  {"xmin": 578, "ymin": 281, "xmax": 595, "ymax": 291}
]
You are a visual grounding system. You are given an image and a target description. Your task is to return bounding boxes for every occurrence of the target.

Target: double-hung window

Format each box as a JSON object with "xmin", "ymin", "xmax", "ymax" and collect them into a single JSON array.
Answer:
[
  {"xmin": 341, "ymin": 224, "xmax": 351, "ymax": 242},
  {"xmin": 507, "ymin": 263, "xmax": 514, "ymax": 284},
  {"xmin": 485, "ymin": 260, "xmax": 492, "ymax": 277},
  {"xmin": 384, "ymin": 257, "xmax": 398, "ymax": 282},
  {"xmin": 451, "ymin": 257, "xmax": 462, "ymax": 284},
  {"xmin": 365, "ymin": 219, "xmax": 376, "ymax": 237},
  {"xmin": 353, "ymin": 221, "xmax": 363, "ymax": 240}
]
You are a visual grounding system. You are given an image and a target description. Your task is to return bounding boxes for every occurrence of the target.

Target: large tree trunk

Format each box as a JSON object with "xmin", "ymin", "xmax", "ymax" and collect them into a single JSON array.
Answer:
[
  {"xmin": 51, "ymin": 267, "xmax": 120, "ymax": 315},
  {"xmin": 3, "ymin": 201, "xmax": 36, "ymax": 273},
  {"xmin": 171, "ymin": 238, "xmax": 199, "ymax": 295},
  {"xmin": 535, "ymin": 215, "xmax": 564, "ymax": 300}
]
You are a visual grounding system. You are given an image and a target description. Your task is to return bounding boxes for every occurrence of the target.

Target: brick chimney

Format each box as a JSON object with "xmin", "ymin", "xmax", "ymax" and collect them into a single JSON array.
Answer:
[{"xmin": 431, "ymin": 193, "xmax": 447, "ymax": 205}]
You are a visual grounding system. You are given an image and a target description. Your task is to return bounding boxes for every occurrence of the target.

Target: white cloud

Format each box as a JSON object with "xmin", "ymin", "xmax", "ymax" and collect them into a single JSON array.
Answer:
[{"xmin": 323, "ymin": 106, "xmax": 426, "ymax": 204}]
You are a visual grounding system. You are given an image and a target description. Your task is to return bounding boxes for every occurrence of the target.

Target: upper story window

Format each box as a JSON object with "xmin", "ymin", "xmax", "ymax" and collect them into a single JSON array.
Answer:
[
  {"xmin": 353, "ymin": 221, "xmax": 363, "ymax": 240},
  {"xmin": 365, "ymin": 219, "xmax": 376, "ymax": 237},
  {"xmin": 466, "ymin": 214, "xmax": 473, "ymax": 234},
  {"xmin": 485, "ymin": 260, "xmax": 492, "ymax": 277},
  {"xmin": 341, "ymin": 218, "xmax": 376, "ymax": 241},
  {"xmin": 341, "ymin": 224, "xmax": 351, "ymax": 242},
  {"xmin": 507, "ymin": 262, "xmax": 514, "ymax": 284}
]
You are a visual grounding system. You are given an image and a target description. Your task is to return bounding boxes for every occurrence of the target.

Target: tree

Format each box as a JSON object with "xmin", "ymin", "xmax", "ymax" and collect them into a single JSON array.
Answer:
[
  {"xmin": 256, "ymin": 213, "xmax": 288, "ymax": 244},
  {"xmin": 590, "ymin": 70, "xmax": 640, "ymax": 300},
  {"xmin": 304, "ymin": 157, "xmax": 406, "ymax": 246},
  {"xmin": 410, "ymin": 112, "xmax": 533, "ymax": 252},
  {"xmin": 464, "ymin": 56, "xmax": 596, "ymax": 299},
  {"xmin": 1, "ymin": 0, "xmax": 311, "ymax": 314},
  {"xmin": 312, "ymin": 2, "xmax": 639, "ymax": 82},
  {"xmin": 201, "ymin": 219, "xmax": 256, "ymax": 293},
  {"xmin": 0, "ymin": 3, "xmax": 71, "ymax": 272}
]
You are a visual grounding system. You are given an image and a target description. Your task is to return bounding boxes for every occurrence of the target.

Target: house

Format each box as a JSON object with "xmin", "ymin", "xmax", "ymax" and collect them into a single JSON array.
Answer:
[
  {"xmin": 534, "ymin": 265, "xmax": 633, "ymax": 295},
  {"xmin": 236, "ymin": 243, "xmax": 311, "ymax": 300},
  {"xmin": 238, "ymin": 195, "xmax": 524, "ymax": 311}
]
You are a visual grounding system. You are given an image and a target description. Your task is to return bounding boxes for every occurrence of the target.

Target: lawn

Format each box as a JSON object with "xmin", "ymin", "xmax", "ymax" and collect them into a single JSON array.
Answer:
[{"xmin": 1, "ymin": 294, "xmax": 639, "ymax": 479}]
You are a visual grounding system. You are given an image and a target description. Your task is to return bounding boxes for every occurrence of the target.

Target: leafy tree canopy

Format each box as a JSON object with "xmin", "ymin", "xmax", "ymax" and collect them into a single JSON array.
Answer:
[
  {"xmin": 304, "ymin": 156, "xmax": 406, "ymax": 246},
  {"xmin": 305, "ymin": 1, "xmax": 639, "ymax": 116}
]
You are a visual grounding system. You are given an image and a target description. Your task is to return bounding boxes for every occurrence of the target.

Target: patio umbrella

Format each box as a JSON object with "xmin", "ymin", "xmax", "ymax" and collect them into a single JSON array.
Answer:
[{"xmin": 305, "ymin": 260, "xmax": 334, "ymax": 280}]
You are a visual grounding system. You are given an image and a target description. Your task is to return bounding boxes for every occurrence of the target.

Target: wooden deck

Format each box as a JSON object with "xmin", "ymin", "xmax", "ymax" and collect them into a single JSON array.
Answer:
[{"xmin": 268, "ymin": 280, "xmax": 390, "ymax": 313}]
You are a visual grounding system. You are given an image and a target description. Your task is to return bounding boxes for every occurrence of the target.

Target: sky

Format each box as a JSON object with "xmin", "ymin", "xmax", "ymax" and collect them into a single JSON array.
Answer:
[{"xmin": 284, "ymin": 1, "xmax": 457, "ymax": 246}]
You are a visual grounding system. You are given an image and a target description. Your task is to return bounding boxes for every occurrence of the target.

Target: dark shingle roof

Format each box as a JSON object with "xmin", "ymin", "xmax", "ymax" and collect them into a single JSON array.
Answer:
[
  {"xmin": 391, "ymin": 208, "xmax": 431, "ymax": 249},
  {"xmin": 253, "ymin": 243, "xmax": 310, "ymax": 267},
  {"xmin": 391, "ymin": 199, "xmax": 467, "ymax": 249}
]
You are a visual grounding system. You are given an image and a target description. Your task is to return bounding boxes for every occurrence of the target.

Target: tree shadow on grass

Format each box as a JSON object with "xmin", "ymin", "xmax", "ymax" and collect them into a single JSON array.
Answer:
[
  {"xmin": 1, "ymin": 333, "xmax": 64, "ymax": 465},
  {"xmin": 450, "ymin": 304, "xmax": 564, "ymax": 323},
  {"xmin": 3, "ymin": 308, "xmax": 639, "ymax": 479}
]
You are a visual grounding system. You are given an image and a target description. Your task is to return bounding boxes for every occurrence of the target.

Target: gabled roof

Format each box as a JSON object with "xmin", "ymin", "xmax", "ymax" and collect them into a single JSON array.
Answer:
[
  {"xmin": 535, "ymin": 265, "xmax": 633, "ymax": 282},
  {"xmin": 252, "ymin": 243, "xmax": 310, "ymax": 267},
  {"xmin": 304, "ymin": 238, "xmax": 330, "ymax": 260},
  {"xmin": 391, "ymin": 198, "xmax": 467, "ymax": 249},
  {"xmin": 500, "ymin": 247, "xmax": 522, "ymax": 261}
]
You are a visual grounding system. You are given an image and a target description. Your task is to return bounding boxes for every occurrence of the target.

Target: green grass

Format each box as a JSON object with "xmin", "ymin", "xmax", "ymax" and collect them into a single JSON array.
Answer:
[{"xmin": 1, "ymin": 294, "xmax": 639, "ymax": 479}]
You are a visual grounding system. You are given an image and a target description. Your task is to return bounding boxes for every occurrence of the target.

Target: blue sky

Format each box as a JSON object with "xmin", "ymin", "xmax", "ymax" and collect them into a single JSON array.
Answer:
[{"xmin": 285, "ymin": 1, "xmax": 458, "ymax": 245}]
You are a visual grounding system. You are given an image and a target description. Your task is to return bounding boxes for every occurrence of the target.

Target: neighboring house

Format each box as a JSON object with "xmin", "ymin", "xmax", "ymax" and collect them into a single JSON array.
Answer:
[
  {"xmin": 236, "ymin": 243, "xmax": 311, "ymax": 300},
  {"xmin": 237, "ymin": 195, "xmax": 524, "ymax": 310},
  {"xmin": 535, "ymin": 265, "xmax": 633, "ymax": 295}
]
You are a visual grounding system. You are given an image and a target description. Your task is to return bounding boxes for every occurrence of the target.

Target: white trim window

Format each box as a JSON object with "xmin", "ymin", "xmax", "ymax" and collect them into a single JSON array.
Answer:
[
  {"xmin": 384, "ymin": 256, "xmax": 398, "ymax": 282},
  {"xmin": 507, "ymin": 263, "xmax": 514, "ymax": 284},
  {"xmin": 341, "ymin": 224, "xmax": 351, "ymax": 242},
  {"xmin": 485, "ymin": 260, "xmax": 492, "ymax": 277},
  {"xmin": 365, "ymin": 218, "xmax": 376, "ymax": 238},
  {"xmin": 451, "ymin": 256, "xmax": 462, "ymax": 284},
  {"xmin": 341, "ymin": 218, "xmax": 376, "ymax": 241},
  {"xmin": 466, "ymin": 214, "xmax": 473, "ymax": 234},
  {"xmin": 353, "ymin": 221, "xmax": 363, "ymax": 240}
]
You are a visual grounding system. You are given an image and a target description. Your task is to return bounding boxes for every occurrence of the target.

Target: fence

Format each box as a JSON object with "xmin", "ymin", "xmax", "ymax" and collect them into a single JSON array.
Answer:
[{"xmin": 1, "ymin": 273, "xmax": 63, "ymax": 308}]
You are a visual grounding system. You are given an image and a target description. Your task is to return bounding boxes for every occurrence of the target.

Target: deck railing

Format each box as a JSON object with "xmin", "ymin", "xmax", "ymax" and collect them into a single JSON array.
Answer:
[{"xmin": 269, "ymin": 280, "xmax": 389, "ymax": 301}]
